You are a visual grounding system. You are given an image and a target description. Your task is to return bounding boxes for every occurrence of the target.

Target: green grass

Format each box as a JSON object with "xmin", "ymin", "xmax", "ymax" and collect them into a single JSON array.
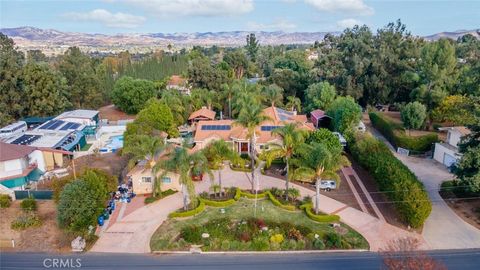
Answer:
[
  {"xmin": 150, "ymin": 198, "xmax": 368, "ymax": 251},
  {"xmin": 80, "ymin": 144, "xmax": 92, "ymax": 151}
]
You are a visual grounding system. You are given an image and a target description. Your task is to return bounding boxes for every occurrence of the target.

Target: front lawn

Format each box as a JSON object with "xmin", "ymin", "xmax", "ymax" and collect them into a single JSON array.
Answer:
[{"xmin": 150, "ymin": 198, "xmax": 368, "ymax": 251}]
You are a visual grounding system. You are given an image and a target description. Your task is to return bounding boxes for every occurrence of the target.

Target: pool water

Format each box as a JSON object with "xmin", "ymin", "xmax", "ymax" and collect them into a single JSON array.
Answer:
[{"xmin": 101, "ymin": 135, "xmax": 124, "ymax": 152}]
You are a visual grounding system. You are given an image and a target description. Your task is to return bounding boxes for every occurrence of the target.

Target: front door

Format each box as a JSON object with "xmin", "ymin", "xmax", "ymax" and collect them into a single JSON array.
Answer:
[{"xmin": 240, "ymin": 142, "xmax": 249, "ymax": 153}]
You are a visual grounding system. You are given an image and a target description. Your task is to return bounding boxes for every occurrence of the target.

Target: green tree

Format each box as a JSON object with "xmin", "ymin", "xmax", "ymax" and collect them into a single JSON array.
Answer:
[
  {"xmin": 246, "ymin": 33, "xmax": 259, "ymax": 62},
  {"xmin": 262, "ymin": 84, "xmax": 284, "ymax": 107},
  {"xmin": 326, "ymin": 96, "xmax": 362, "ymax": 137},
  {"xmin": 432, "ymin": 95, "xmax": 476, "ymax": 126},
  {"xmin": 188, "ymin": 56, "xmax": 230, "ymax": 91},
  {"xmin": 202, "ymin": 140, "xmax": 238, "ymax": 197},
  {"xmin": 234, "ymin": 100, "xmax": 270, "ymax": 192},
  {"xmin": 22, "ymin": 62, "xmax": 70, "ymax": 117},
  {"xmin": 401, "ymin": 101, "xmax": 427, "ymax": 133},
  {"xmin": 454, "ymin": 100, "xmax": 480, "ymax": 194},
  {"xmin": 292, "ymin": 142, "xmax": 349, "ymax": 214},
  {"xmin": 111, "ymin": 76, "xmax": 157, "ymax": 114},
  {"xmin": 224, "ymin": 50, "xmax": 249, "ymax": 79},
  {"xmin": 263, "ymin": 124, "xmax": 307, "ymax": 201},
  {"xmin": 160, "ymin": 90, "xmax": 187, "ymax": 126},
  {"xmin": 154, "ymin": 146, "xmax": 212, "ymax": 210},
  {"xmin": 221, "ymin": 83, "xmax": 235, "ymax": 118},
  {"xmin": 135, "ymin": 98, "xmax": 178, "ymax": 136},
  {"xmin": 123, "ymin": 135, "xmax": 164, "ymax": 172},
  {"xmin": 58, "ymin": 47, "xmax": 103, "ymax": 108},
  {"xmin": 305, "ymin": 82, "xmax": 337, "ymax": 112},
  {"xmin": 285, "ymin": 96, "xmax": 301, "ymax": 112},
  {"xmin": 306, "ymin": 128, "xmax": 343, "ymax": 154},
  {"xmin": 0, "ymin": 33, "xmax": 25, "ymax": 125}
]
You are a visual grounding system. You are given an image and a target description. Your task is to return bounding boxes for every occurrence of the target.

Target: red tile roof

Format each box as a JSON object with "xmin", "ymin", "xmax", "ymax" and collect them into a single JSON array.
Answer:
[
  {"xmin": 0, "ymin": 142, "xmax": 36, "ymax": 162},
  {"xmin": 188, "ymin": 107, "xmax": 216, "ymax": 121}
]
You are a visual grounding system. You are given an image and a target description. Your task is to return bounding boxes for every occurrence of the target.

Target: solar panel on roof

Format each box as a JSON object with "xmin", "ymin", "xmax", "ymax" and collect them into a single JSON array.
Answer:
[
  {"xmin": 11, "ymin": 134, "xmax": 41, "ymax": 145},
  {"xmin": 48, "ymin": 120, "xmax": 64, "ymax": 130},
  {"xmin": 201, "ymin": 125, "xmax": 231, "ymax": 131},
  {"xmin": 261, "ymin": 126, "xmax": 281, "ymax": 132},
  {"xmin": 70, "ymin": 123, "xmax": 81, "ymax": 129}
]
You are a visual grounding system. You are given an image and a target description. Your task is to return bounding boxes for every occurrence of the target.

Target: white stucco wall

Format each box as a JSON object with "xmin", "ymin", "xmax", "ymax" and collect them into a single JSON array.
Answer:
[
  {"xmin": 433, "ymin": 143, "xmax": 460, "ymax": 166},
  {"xmin": 28, "ymin": 150, "xmax": 47, "ymax": 172},
  {"xmin": 447, "ymin": 130, "xmax": 463, "ymax": 148},
  {"xmin": 0, "ymin": 158, "xmax": 26, "ymax": 178}
]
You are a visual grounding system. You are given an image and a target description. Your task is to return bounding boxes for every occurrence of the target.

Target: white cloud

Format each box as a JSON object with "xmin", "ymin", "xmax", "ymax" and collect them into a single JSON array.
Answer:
[
  {"xmin": 247, "ymin": 19, "xmax": 297, "ymax": 31},
  {"xmin": 65, "ymin": 9, "xmax": 146, "ymax": 28},
  {"xmin": 123, "ymin": 0, "xmax": 254, "ymax": 17},
  {"xmin": 336, "ymin": 18, "xmax": 362, "ymax": 29},
  {"xmin": 305, "ymin": 0, "xmax": 374, "ymax": 15}
]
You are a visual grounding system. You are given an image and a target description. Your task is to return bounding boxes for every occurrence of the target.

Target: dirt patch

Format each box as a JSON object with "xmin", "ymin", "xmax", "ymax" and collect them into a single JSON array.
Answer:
[
  {"xmin": 98, "ymin": 104, "xmax": 136, "ymax": 121},
  {"xmin": 0, "ymin": 200, "xmax": 71, "ymax": 252},
  {"xmin": 441, "ymin": 193, "xmax": 480, "ymax": 230}
]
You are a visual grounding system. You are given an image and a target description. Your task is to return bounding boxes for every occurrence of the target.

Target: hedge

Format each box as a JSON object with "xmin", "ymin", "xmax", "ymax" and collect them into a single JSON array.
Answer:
[
  {"xmin": 239, "ymin": 190, "xmax": 268, "ymax": 199},
  {"xmin": 200, "ymin": 198, "xmax": 237, "ymax": 207},
  {"xmin": 350, "ymin": 135, "xmax": 432, "ymax": 228},
  {"xmin": 266, "ymin": 191, "xmax": 296, "ymax": 211},
  {"xmin": 300, "ymin": 203, "xmax": 340, "ymax": 223},
  {"xmin": 234, "ymin": 188, "xmax": 241, "ymax": 200},
  {"xmin": 145, "ymin": 189, "xmax": 177, "ymax": 204},
  {"xmin": 168, "ymin": 200, "xmax": 206, "ymax": 218},
  {"xmin": 369, "ymin": 112, "xmax": 438, "ymax": 152}
]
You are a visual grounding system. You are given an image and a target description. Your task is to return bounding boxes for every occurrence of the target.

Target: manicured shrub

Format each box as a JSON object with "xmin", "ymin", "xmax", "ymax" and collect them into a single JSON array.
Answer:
[
  {"xmin": 266, "ymin": 191, "xmax": 296, "ymax": 211},
  {"xmin": 199, "ymin": 198, "xmax": 236, "ymax": 207},
  {"xmin": 350, "ymin": 135, "xmax": 432, "ymax": 228},
  {"xmin": 251, "ymin": 237, "xmax": 270, "ymax": 251},
  {"xmin": 300, "ymin": 203, "xmax": 341, "ymax": 222},
  {"xmin": 313, "ymin": 238, "xmax": 325, "ymax": 250},
  {"xmin": 0, "ymin": 194, "xmax": 12, "ymax": 208},
  {"xmin": 287, "ymin": 228, "xmax": 303, "ymax": 240},
  {"xmin": 233, "ymin": 188, "xmax": 241, "ymax": 200},
  {"xmin": 369, "ymin": 112, "xmax": 438, "ymax": 152},
  {"xmin": 169, "ymin": 200, "xmax": 205, "ymax": 218},
  {"xmin": 145, "ymin": 189, "xmax": 178, "ymax": 204},
  {"xmin": 21, "ymin": 197, "xmax": 37, "ymax": 212},
  {"xmin": 240, "ymin": 190, "xmax": 267, "ymax": 199}
]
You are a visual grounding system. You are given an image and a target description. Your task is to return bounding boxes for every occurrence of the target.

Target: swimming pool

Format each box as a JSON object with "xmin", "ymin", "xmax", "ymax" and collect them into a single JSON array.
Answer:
[{"xmin": 100, "ymin": 135, "xmax": 124, "ymax": 153}]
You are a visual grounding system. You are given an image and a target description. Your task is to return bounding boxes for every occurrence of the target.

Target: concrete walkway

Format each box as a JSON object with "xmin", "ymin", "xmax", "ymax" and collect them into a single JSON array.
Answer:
[
  {"xmin": 91, "ymin": 165, "xmax": 426, "ymax": 253},
  {"xmin": 367, "ymin": 125, "xmax": 480, "ymax": 249}
]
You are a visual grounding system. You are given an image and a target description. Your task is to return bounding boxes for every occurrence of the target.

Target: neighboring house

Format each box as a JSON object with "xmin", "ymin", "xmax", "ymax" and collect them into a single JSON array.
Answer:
[
  {"xmin": 126, "ymin": 160, "xmax": 182, "ymax": 195},
  {"xmin": 167, "ymin": 75, "xmax": 191, "ymax": 95},
  {"xmin": 0, "ymin": 142, "xmax": 70, "ymax": 189},
  {"xmin": 433, "ymin": 126, "xmax": 471, "ymax": 168},
  {"xmin": 188, "ymin": 107, "xmax": 216, "ymax": 124},
  {"xmin": 310, "ymin": 109, "xmax": 332, "ymax": 129},
  {"xmin": 193, "ymin": 106, "xmax": 314, "ymax": 154}
]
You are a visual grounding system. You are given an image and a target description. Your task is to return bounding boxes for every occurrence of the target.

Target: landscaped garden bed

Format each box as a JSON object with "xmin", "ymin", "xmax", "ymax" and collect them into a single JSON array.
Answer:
[{"xmin": 151, "ymin": 198, "xmax": 368, "ymax": 251}]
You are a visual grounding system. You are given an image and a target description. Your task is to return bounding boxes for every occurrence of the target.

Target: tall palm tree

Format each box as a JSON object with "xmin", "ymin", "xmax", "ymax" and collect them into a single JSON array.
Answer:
[
  {"xmin": 203, "ymin": 140, "xmax": 238, "ymax": 197},
  {"xmin": 286, "ymin": 96, "xmax": 302, "ymax": 112},
  {"xmin": 153, "ymin": 146, "xmax": 212, "ymax": 210},
  {"xmin": 262, "ymin": 84, "xmax": 284, "ymax": 107},
  {"xmin": 232, "ymin": 80, "xmax": 264, "ymax": 117},
  {"xmin": 234, "ymin": 100, "xmax": 270, "ymax": 192},
  {"xmin": 123, "ymin": 135, "xmax": 164, "ymax": 170},
  {"xmin": 221, "ymin": 83, "xmax": 235, "ymax": 118},
  {"xmin": 263, "ymin": 123, "xmax": 307, "ymax": 201},
  {"xmin": 291, "ymin": 142, "xmax": 350, "ymax": 214}
]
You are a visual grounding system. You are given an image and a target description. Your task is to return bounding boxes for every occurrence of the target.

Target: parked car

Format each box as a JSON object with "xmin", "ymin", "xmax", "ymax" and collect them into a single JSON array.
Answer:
[
  {"xmin": 319, "ymin": 180, "xmax": 337, "ymax": 191},
  {"xmin": 357, "ymin": 121, "xmax": 366, "ymax": 132},
  {"xmin": 332, "ymin": 132, "xmax": 347, "ymax": 147}
]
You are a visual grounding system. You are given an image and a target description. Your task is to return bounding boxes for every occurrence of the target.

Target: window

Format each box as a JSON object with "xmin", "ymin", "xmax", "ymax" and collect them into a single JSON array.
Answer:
[
  {"xmin": 141, "ymin": 177, "xmax": 152, "ymax": 183},
  {"xmin": 162, "ymin": 177, "xmax": 172, "ymax": 184},
  {"xmin": 259, "ymin": 145, "xmax": 269, "ymax": 150}
]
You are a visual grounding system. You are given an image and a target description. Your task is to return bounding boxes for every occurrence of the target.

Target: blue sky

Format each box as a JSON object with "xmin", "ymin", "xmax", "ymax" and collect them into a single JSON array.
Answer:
[{"xmin": 0, "ymin": 0, "xmax": 478, "ymax": 35}]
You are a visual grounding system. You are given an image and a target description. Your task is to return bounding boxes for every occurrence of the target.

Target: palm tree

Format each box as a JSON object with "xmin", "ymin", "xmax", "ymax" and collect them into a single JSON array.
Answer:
[
  {"xmin": 221, "ymin": 83, "xmax": 235, "ymax": 118},
  {"xmin": 234, "ymin": 100, "xmax": 270, "ymax": 192},
  {"xmin": 291, "ymin": 142, "xmax": 350, "ymax": 214},
  {"xmin": 286, "ymin": 96, "xmax": 301, "ymax": 112},
  {"xmin": 153, "ymin": 146, "xmax": 212, "ymax": 210},
  {"xmin": 123, "ymin": 135, "xmax": 164, "ymax": 170},
  {"xmin": 232, "ymin": 80, "xmax": 264, "ymax": 117},
  {"xmin": 263, "ymin": 123, "xmax": 307, "ymax": 201},
  {"xmin": 262, "ymin": 84, "xmax": 284, "ymax": 107},
  {"xmin": 202, "ymin": 140, "xmax": 238, "ymax": 197}
]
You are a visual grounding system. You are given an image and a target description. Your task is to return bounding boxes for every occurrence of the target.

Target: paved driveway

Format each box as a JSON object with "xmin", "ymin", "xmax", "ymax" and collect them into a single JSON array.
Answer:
[
  {"xmin": 91, "ymin": 164, "xmax": 425, "ymax": 253},
  {"xmin": 367, "ymin": 124, "xmax": 480, "ymax": 249},
  {"xmin": 395, "ymin": 154, "xmax": 480, "ymax": 249}
]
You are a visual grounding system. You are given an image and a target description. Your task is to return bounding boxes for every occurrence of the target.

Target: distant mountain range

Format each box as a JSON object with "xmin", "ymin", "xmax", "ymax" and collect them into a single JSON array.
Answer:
[{"xmin": 0, "ymin": 26, "xmax": 478, "ymax": 52}]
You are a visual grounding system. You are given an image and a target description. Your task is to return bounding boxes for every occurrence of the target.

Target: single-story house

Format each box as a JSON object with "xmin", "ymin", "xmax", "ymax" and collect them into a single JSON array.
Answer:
[
  {"xmin": 193, "ymin": 106, "xmax": 315, "ymax": 154},
  {"xmin": 310, "ymin": 109, "xmax": 332, "ymax": 129},
  {"xmin": 188, "ymin": 107, "xmax": 216, "ymax": 124},
  {"xmin": 126, "ymin": 159, "xmax": 182, "ymax": 195},
  {"xmin": 433, "ymin": 126, "xmax": 471, "ymax": 168},
  {"xmin": 0, "ymin": 142, "xmax": 71, "ymax": 190}
]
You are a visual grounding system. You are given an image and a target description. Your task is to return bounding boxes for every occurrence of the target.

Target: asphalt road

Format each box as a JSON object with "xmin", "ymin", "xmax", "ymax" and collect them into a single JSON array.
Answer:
[{"xmin": 1, "ymin": 250, "xmax": 480, "ymax": 270}]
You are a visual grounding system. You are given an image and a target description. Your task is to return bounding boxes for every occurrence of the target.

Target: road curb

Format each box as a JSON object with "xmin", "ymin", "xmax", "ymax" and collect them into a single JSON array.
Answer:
[{"xmin": 152, "ymin": 249, "xmax": 369, "ymax": 255}]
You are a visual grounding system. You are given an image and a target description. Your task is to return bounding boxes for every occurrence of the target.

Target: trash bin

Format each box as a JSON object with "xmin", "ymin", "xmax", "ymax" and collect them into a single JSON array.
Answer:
[{"xmin": 97, "ymin": 216, "xmax": 104, "ymax": 226}]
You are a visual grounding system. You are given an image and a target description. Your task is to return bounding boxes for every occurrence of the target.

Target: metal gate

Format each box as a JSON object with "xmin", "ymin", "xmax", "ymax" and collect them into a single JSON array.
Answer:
[{"xmin": 14, "ymin": 190, "xmax": 53, "ymax": 200}]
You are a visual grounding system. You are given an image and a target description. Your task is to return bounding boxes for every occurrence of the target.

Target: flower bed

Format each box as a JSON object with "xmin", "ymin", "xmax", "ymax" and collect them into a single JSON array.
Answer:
[{"xmin": 151, "ymin": 198, "xmax": 368, "ymax": 251}]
